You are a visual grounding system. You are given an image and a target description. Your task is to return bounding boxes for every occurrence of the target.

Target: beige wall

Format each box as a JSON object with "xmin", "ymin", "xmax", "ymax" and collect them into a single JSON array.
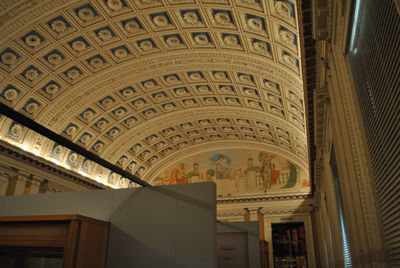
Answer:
[{"xmin": 311, "ymin": 0, "xmax": 388, "ymax": 266}]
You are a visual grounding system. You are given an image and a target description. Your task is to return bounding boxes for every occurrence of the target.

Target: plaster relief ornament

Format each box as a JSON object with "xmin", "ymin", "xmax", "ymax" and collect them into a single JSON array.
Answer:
[
  {"xmin": 72, "ymin": 40, "xmax": 87, "ymax": 52},
  {"xmin": 247, "ymin": 18, "xmax": 262, "ymax": 31},
  {"xmin": 51, "ymin": 20, "xmax": 67, "ymax": 33},
  {"xmin": 131, "ymin": 144, "xmax": 142, "ymax": 154},
  {"xmin": 220, "ymin": 85, "xmax": 232, "ymax": 94},
  {"xmin": 175, "ymin": 88, "xmax": 188, "ymax": 96},
  {"xmin": 189, "ymin": 72, "xmax": 202, "ymax": 80},
  {"xmin": 143, "ymin": 109, "xmax": 155, "ymax": 118},
  {"xmin": 10, "ymin": 124, "xmax": 23, "ymax": 138},
  {"xmin": 118, "ymin": 156, "xmax": 128, "ymax": 166},
  {"xmin": 101, "ymin": 98, "xmax": 113, "ymax": 107},
  {"xmin": 128, "ymin": 162, "xmax": 136, "ymax": 172},
  {"xmin": 154, "ymin": 93, "xmax": 167, "ymax": 101},
  {"xmin": 134, "ymin": 99, "xmax": 146, "ymax": 108},
  {"xmin": 155, "ymin": 141, "xmax": 165, "ymax": 149},
  {"xmin": 264, "ymin": 80, "xmax": 275, "ymax": 88},
  {"xmin": 253, "ymin": 41, "xmax": 267, "ymax": 53},
  {"xmin": 194, "ymin": 34, "xmax": 209, "ymax": 45},
  {"xmin": 165, "ymin": 76, "xmax": 178, "ymax": 84},
  {"xmin": 143, "ymin": 80, "xmax": 156, "ymax": 89},
  {"xmin": 181, "ymin": 123, "xmax": 192, "ymax": 130},
  {"xmin": 283, "ymin": 53, "xmax": 296, "ymax": 66},
  {"xmin": 249, "ymin": 100, "xmax": 261, "ymax": 108},
  {"xmin": 238, "ymin": 74, "xmax": 251, "ymax": 83},
  {"xmin": 204, "ymin": 97, "xmax": 217, "ymax": 105},
  {"xmin": 214, "ymin": 72, "xmax": 226, "ymax": 80},
  {"xmin": 223, "ymin": 35, "xmax": 238, "ymax": 47},
  {"xmin": 122, "ymin": 88, "xmax": 134, "ymax": 97},
  {"xmin": 275, "ymin": 1, "xmax": 291, "ymax": 18},
  {"xmin": 170, "ymin": 135, "xmax": 181, "ymax": 142},
  {"xmin": 83, "ymin": 160, "xmax": 92, "ymax": 169},
  {"xmin": 139, "ymin": 40, "xmax": 153, "ymax": 51},
  {"xmin": 114, "ymin": 48, "xmax": 128, "ymax": 58},
  {"xmin": 69, "ymin": 153, "xmax": 78, "ymax": 163},
  {"xmin": 166, "ymin": 36, "xmax": 180, "ymax": 47},
  {"xmin": 125, "ymin": 117, "xmax": 137, "ymax": 127},
  {"xmin": 222, "ymin": 126, "xmax": 234, "ymax": 132},
  {"xmin": 279, "ymin": 29, "xmax": 294, "ymax": 44},
  {"xmin": 183, "ymin": 11, "xmax": 198, "ymax": 24},
  {"xmin": 98, "ymin": 29, "xmax": 112, "ymax": 41},
  {"xmin": 25, "ymin": 69, "xmax": 39, "ymax": 81},
  {"xmin": 137, "ymin": 167, "xmax": 144, "ymax": 175},
  {"xmin": 124, "ymin": 21, "xmax": 140, "ymax": 33},
  {"xmin": 47, "ymin": 54, "xmax": 62, "ymax": 65},
  {"xmin": 1, "ymin": 52, "xmax": 17, "ymax": 65},
  {"xmin": 109, "ymin": 128, "xmax": 119, "ymax": 137},
  {"xmin": 78, "ymin": 8, "xmax": 94, "ymax": 21},
  {"xmin": 153, "ymin": 15, "xmax": 168, "ymax": 27},
  {"xmin": 45, "ymin": 84, "xmax": 59, "ymax": 94},
  {"xmin": 4, "ymin": 89, "xmax": 18, "ymax": 101},
  {"xmin": 183, "ymin": 99, "xmax": 195, "ymax": 107},
  {"xmin": 66, "ymin": 125, "xmax": 77, "ymax": 136},
  {"xmin": 90, "ymin": 58, "xmax": 103, "ymax": 68},
  {"xmin": 114, "ymin": 108, "xmax": 126, "ymax": 117},
  {"xmin": 243, "ymin": 88, "xmax": 256, "ymax": 97},
  {"xmin": 163, "ymin": 103, "xmax": 175, "ymax": 111},
  {"xmin": 241, "ymin": 0, "xmax": 255, "ymax": 4},
  {"xmin": 199, "ymin": 120, "xmax": 211, "ymax": 126},
  {"xmin": 97, "ymin": 120, "xmax": 107, "ymax": 130},
  {"xmin": 53, "ymin": 145, "xmax": 64, "ymax": 155},
  {"xmin": 82, "ymin": 110, "xmax": 94, "ymax": 120},
  {"xmin": 25, "ymin": 34, "xmax": 41, "ymax": 47},
  {"xmin": 107, "ymin": 0, "xmax": 123, "ymax": 10},
  {"xmin": 67, "ymin": 69, "xmax": 80, "ymax": 80},
  {"xmin": 214, "ymin": 12, "xmax": 230, "ymax": 25},
  {"xmin": 81, "ymin": 134, "xmax": 91, "ymax": 144},
  {"xmin": 226, "ymin": 98, "xmax": 239, "ymax": 105}
]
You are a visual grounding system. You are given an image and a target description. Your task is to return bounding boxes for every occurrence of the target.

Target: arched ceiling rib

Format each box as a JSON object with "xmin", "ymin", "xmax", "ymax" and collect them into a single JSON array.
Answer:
[{"xmin": 0, "ymin": 0, "xmax": 309, "ymax": 195}]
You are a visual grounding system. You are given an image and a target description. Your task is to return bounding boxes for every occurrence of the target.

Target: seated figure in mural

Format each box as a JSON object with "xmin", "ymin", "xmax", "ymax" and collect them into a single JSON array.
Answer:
[{"xmin": 215, "ymin": 155, "xmax": 231, "ymax": 179}]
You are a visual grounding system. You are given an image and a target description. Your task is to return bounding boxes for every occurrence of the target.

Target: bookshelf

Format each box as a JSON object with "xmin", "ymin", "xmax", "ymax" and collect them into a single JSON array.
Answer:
[{"xmin": 271, "ymin": 222, "xmax": 307, "ymax": 268}]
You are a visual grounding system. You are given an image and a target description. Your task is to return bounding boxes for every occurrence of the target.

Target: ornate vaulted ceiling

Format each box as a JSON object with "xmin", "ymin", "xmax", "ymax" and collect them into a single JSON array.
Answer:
[{"xmin": 0, "ymin": 0, "xmax": 309, "ymax": 198}]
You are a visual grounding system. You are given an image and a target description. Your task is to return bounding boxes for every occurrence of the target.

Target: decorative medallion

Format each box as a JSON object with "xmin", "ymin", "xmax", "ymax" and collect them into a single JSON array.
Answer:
[
  {"xmin": 4, "ymin": 89, "xmax": 18, "ymax": 101},
  {"xmin": 51, "ymin": 20, "xmax": 67, "ymax": 33},
  {"xmin": 1, "ymin": 52, "xmax": 17, "ymax": 65},
  {"xmin": 183, "ymin": 11, "xmax": 198, "ymax": 24},
  {"xmin": 275, "ymin": 1, "xmax": 291, "ymax": 18},
  {"xmin": 107, "ymin": 0, "xmax": 123, "ymax": 10},
  {"xmin": 78, "ymin": 8, "xmax": 95, "ymax": 21},
  {"xmin": 214, "ymin": 12, "xmax": 230, "ymax": 25},
  {"xmin": 98, "ymin": 29, "xmax": 113, "ymax": 41}
]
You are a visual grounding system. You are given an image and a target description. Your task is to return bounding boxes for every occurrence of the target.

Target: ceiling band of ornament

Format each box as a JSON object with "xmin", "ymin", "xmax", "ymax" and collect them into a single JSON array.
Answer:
[{"xmin": 30, "ymin": 52, "xmax": 304, "ymax": 129}]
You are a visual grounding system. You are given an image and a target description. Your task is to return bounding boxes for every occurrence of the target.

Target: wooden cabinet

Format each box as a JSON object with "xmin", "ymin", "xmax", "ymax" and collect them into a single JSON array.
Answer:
[{"xmin": 0, "ymin": 214, "xmax": 109, "ymax": 268}]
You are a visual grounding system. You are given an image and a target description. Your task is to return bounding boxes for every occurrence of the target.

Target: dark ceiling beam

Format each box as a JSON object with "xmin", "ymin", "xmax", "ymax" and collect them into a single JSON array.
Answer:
[{"xmin": 0, "ymin": 102, "xmax": 151, "ymax": 187}]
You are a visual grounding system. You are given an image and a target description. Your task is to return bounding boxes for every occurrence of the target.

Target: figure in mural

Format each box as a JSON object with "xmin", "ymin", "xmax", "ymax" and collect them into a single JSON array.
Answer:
[
  {"xmin": 170, "ymin": 163, "xmax": 189, "ymax": 184},
  {"xmin": 282, "ymin": 162, "xmax": 297, "ymax": 188},
  {"xmin": 152, "ymin": 149, "xmax": 310, "ymax": 197},
  {"xmin": 260, "ymin": 153, "xmax": 280, "ymax": 188},
  {"xmin": 214, "ymin": 155, "xmax": 231, "ymax": 179}
]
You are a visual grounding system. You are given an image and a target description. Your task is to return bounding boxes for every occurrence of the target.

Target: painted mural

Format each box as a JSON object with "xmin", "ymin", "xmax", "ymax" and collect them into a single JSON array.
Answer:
[{"xmin": 152, "ymin": 149, "xmax": 310, "ymax": 198}]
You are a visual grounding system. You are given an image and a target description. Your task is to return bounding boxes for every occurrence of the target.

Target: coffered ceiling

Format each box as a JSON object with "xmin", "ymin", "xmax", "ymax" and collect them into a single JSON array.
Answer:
[{"xmin": 0, "ymin": 0, "xmax": 309, "ymax": 194}]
